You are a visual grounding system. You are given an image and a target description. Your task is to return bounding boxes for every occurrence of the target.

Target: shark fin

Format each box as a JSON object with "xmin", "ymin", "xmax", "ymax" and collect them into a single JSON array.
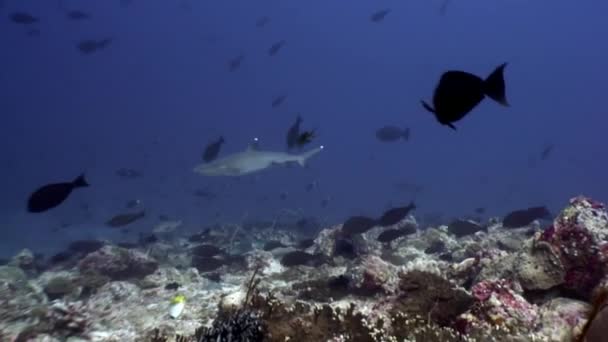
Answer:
[{"xmin": 297, "ymin": 145, "xmax": 324, "ymax": 167}]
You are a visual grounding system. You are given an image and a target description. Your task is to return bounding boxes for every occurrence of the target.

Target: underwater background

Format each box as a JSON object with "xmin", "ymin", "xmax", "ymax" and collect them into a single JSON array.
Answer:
[{"xmin": 1, "ymin": 0, "xmax": 608, "ymax": 341}]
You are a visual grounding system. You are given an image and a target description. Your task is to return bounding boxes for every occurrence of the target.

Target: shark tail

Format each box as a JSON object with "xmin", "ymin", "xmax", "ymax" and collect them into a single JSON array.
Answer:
[{"xmin": 297, "ymin": 145, "xmax": 324, "ymax": 167}]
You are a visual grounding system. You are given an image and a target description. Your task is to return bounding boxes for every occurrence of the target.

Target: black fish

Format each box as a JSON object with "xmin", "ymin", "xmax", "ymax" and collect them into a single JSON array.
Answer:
[
  {"xmin": 377, "ymin": 228, "xmax": 410, "ymax": 243},
  {"xmin": 272, "ymin": 95, "xmax": 287, "ymax": 108},
  {"xmin": 115, "ymin": 168, "xmax": 142, "ymax": 179},
  {"xmin": 256, "ymin": 16, "xmax": 270, "ymax": 28},
  {"xmin": 66, "ymin": 10, "xmax": 90, "ymax": 20},
  {"xmin": 474, "ymin": 207, "xmax": 486, "ymax": 214},
  {"xmin": 27, "ymin": 174, "xmax": 89, "ymax": 213},
  {"xmin": 375, "ymin": 126, "xmax": 410, "ymax": 142},
  {"xmin": 503, "ymin": 206, "xmax": 551, "ymax": 228},
  {"xmin": 263, "ymin": 240, "xmax": 287, "ymax": 251},
  {"xmin": 297, "ymin": 238, "xmax": 314, "ymax": 249},
  {"xmin": 191, "ymin": 244, "xmax": 223, "ymax": 257},
  {"xmin": 296, "ymin": 130, "xmax": 315, "ymax": 147},
  {"xmin": 334, "ymin": 239, "xmax": 357, "ymax": 259},
  {"xmin": 448, "ymin": 219, "xmax": 485, "ymax": 237},
  {"xmin": 268, "ymin": 40, "xmax": 286, "ymax": 56},
  {"xmin": 377, "ymin": 202, "xmax": 416, "ymax": 226},
  {"xmin": 341, "ymin": 216, "xmax": 377, "ymax": 237},
  {"xmin": 540, "ymin": 144, "xmax": 554, "ymax": 161},
  {"xmin": 77, "ymin": 38, "xmax": 112, "ymax": 54},
  {"xmin": 422, "ymin": 63, "xmax": 509, "ymax": 130},
  {"xmin": 228, "ymin": 54, "xmax": 244, "ymax": 71},
  {"xmin": 106, "ymin": 210, "xmax": 145, "ymax": 227},
  {"xmin": 280, "ymin": 251, "xmax": 324, "ymax": 267},
  {"xmin": 10, "ymin": 12, "xmax": 39, "ymax": 24},
  {"xmin": 164, "ymin": 282, "xmax": 181, "ymax": 291},
  {"xmin": 202, "ymin": 136, "xmax": 224, "ymax": 162},
  {"xmin": 286, "ymin": 115, "xmax": 302, "ymax": 150},
  {"xmin": 370, "ymin": 9, "xmax": 390, "ymax": 22}
]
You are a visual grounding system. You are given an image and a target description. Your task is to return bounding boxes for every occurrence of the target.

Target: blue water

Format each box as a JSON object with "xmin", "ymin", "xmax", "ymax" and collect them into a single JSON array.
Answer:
[{"xmin": 1, "ymin": 0, "xmax": 607, "ymax": 257}]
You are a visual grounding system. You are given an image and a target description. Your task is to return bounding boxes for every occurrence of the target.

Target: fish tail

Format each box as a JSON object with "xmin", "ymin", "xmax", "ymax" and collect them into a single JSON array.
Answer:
[
  {"xmin": 483, "ymin": 62, "xmax": 509, "ymax": 106},
  {"xmin": 72, "ymin": 173, "xmax": 89, "ymax": 188},
  {"xmin": 297, "ymin": 146, "xmax": 324, "ymax": 167}
]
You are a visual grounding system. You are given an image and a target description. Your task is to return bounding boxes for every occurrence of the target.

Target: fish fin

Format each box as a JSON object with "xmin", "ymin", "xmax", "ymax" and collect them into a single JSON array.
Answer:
[
  {"xmin": 483, "ymin": 62, "xmax": 509, "ymax": 106},
  {"xmin": 297, "ymin": 145, "xmax": 324, "ymax": 167},
  {"xmin": 72, "ymin": 174, "xmax": 89, "ymax": 188},
  {"xmin": 421, "ymin": 101, "xmax": 435, "ymax": 113},
  {"xmin": 447, "ymin": 123, "xmax": 457, "ymax": 130}
]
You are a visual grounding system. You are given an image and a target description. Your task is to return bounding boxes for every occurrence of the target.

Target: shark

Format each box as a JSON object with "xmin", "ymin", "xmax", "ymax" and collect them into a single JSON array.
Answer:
[{"xmin": 193, "ymin": 142, "xmax": 324, "ymax": 176}]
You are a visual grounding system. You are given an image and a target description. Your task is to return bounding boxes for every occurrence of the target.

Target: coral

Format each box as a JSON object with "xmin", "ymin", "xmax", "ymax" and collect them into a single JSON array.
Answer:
[
  {"xmin": 536, "ymin": 297, "xmax": 589, "ymax": 341},
  {"xmin": 391, "ymin": 270, "xmax": 474, "ymax": 326},
  {"xmin": 513, "ymin": 239, "xmax": 565, "ymax": 291},
  {"xmin": 458, "ymin": 279, "xmax": 539, "ymax": 335},
  {"xmin": 43, "ymin": 275, "xmax": 79, "ymax": 300},
  {"xmin": 346, "ymin": 255, "xmax": 398, "ymax": 296},
  {"xmin": 77, "ymin": 245, "xmax": 159, "ymax": 281},
  {"xmin": 538, "ymin": 196, "xmax": 608, "ymax": 298},
  {"xmin": 9, "ymin": 249, "xmax": 35, "ymax": 270}
]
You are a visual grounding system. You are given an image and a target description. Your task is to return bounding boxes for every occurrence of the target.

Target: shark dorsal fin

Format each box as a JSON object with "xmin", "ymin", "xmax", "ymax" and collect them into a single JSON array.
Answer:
[{"xmin": 246, "ymin": 137, "xmax": 260, "ymax": 152}]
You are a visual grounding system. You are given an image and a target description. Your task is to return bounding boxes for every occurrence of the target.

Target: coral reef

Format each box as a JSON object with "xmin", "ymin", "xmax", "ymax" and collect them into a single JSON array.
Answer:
[{"xmin": 1, "ymin": 195, "xmax": 607, "ymax": 341}]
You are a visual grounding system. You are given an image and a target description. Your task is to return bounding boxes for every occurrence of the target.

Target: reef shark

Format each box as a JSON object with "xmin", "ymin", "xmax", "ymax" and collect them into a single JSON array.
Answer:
[{"xmin": 193, "ymin": 142, "xmax": 324, "ymax": 176}]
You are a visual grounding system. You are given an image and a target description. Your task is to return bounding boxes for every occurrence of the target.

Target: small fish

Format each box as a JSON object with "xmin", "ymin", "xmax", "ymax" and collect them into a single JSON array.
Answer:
[
  {"xmin": 305, "ymin": 181, "xmax": 317, "ymax": 192},
  {"xmin": 540, "ymin": 143, "xmax": 554, "ymax": 160},
  {"xmin": 77, "ymin": 38, "xmax": 112, "ymax": 54},
  {"xmin": 474, "ymin": 207, "xmax": 486, "ymax": 214},
  {"xmin": 228, "ymin": 54, "xmax": 244, "ymax": 71},
  {"xmin": 115, "ymin": 168, "xmax": 142, "ymax": 179},
  {"xmin": 370, "ymin": 9, "xmax": 390, "ymax": 22},
  {"xmin": 297, "ymin": 238, "xmax": 315, "ymax": 249},
  {"xmin": 377, "ymin": 228, "xmax": 412, "ymax": 243},
  {"xmin": 202, "ymin": 136, "xmax": 225, "ymax": 163},
  {"xmin": 272, "ymin": 95, "xmax": 287, "ymax": 108},
  {"xmin": 375, "ymin": 126, "xmax": 410, "ymax": 142},
  {"xmin": 27, "ymin": 174, "xmax": 89, "ymax": 213},
  {"xmin": 320, "ymin": 197, "xmax": 330, "ymax": 208},
  {"xmin": 165, "ymin": 282, "xmax": 181, "ymax": 291},
  {"xmin": 125, "ymin": 199, "xmax": 142, "ymax": 209},
  {"xmin": 341, "ymin": 216, "xmax": 377, "ymax": 237},
  {"xmin": 296, "ymin": 130, "xmax": 315, "ymax": 147},
  {"xmin": 268, "ymin": 40, "xmax": 286, "ymax": 56},
  {"xmin": 263, "ymin": 240, "xmax": 288, "ymax": 251},
  {"xmin": 10, "ymin": 12, "xmax": 39, "ymax": 24},
  {"xmin": 377, "ymin": 202, "xmax": 416, "ymax": 226},
  {"xmin": 286, "ymin": 115, "xmax": 302, "ymax": 150},
  {"xmin": 422, "ymin": 63, "xmax": 509, "ymax": 130},
  {"xmin": 106, "ymin": 210, "xmax": 145, "ymax": 227},
  {"xmin": 279, "ymin": 192, "xmax": 288, "ymax": 200},
  {"xmin": 66, "ymin": 10, "xmax": 90, "ymax": 20},
  {"xmin": 448, "ymin": 219, "xmax": 485, "ymax": 237},
  {"xmin": 256, "ymin": 16, "xmax": 270, "ymax": 28},
  {"xmin": 503, "ymin": 206, "xmax": 551, "ymax": 228}
]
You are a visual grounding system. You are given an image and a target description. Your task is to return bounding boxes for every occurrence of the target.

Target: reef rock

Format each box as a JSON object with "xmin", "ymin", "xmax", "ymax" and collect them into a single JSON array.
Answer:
[{"xmin": 77, "ymin": 246, "xmax": 158, "ymax": 281}]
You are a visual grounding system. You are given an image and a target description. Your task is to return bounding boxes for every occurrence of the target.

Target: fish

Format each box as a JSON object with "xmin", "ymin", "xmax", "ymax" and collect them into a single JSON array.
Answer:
[
  {"xmin": 377, "ymin": 228, "xmax": 412, "ymax": 243},
  {"xmin": 115, "ymin": 168, "xmax": 142, "ymax": 179},
  {"xmin": 77, "ymin": 38, "xmax": 112, "ymax": 54},
  {"xmin": 286, "ymin": 115, "xmax": 302, "ymax": 150},
  {"xmin": 193, "ymin": 141, "xmax": 324, "ymax": 177},
  {"xmin": 10, "ymin": 12, "xmax": 39, "ymax": 24},
  {"xmin": 228, "ymin": 54, "xmax": 244, "ymax": 71},
  {"xmin": 340, "ymin": 216, "xmax": 377, "ymax": 237},
  {"xmin": 256, "ymin": 16, "xmax": 270, "ymax": 28},
  {"xmin": 502, "ymin": 206, "xmax": 551, "ymax": 228},
  {"xmin": 263, "ymin": 240, "xmax": 288, "ymax": 251},
  {"xmin": 106, "ymin": 210, "xmax": 145, "ymax": 227},
  {"xmin": 268, "ymin": 40, "xmax": 286, "ymax": 56},
  {"xmin": 377, "ymin": 202, "xmax": 416, "ymax": 226},
  {"xmin": 375, "ymin": 126, "xmax": 410, "ymax": 142},
  {"xmin": 27, "ymin": 174, "xmax": 89, "ymax": 213},
  {"xmin": 370, "ymin": 9, "xmax": 390, "ymax": 22},
  {"xmin": 474, "ymin": 207, "xmax": 486, "ymax": 214},
  {"xmin": 448, "ymin": 219, "xmax": 485, "ymax": 237},
  {"xmin": 202, "ymin": 136, "xmax": 225, "ymax": 162},
  {"xmin": 66, "ymin": 10, "xmax": 90, "ymax": 20},
  {"xmin": 125, "ymin": 199, "xmax": 142, "ymax": 209},
  {"xmin": 272, "ymin": 95, "xmax": 287, "ymax": 108},
  {"xmin": 540, "ymin": 143, "xmax": 554, "ymax": 160},
  {"xmin": 165, "ymin": 282, "xmax": 181, "ymax": 291},
  {"xmin": 305, "ymin": 181, "xmax": 317, "ymax": 192},
  {"xmin": 422, "ymin": 63, "xmax": 509, "ymax": 130}
]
